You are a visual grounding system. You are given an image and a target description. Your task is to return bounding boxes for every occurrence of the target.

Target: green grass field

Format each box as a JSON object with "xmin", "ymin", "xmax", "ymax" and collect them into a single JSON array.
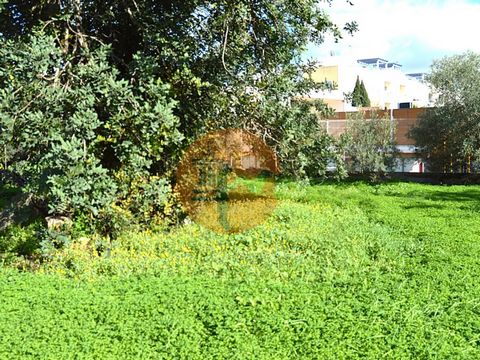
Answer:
[{"xmin": 1, "ymin": 181, "xmax": 480, "ymax": 359}]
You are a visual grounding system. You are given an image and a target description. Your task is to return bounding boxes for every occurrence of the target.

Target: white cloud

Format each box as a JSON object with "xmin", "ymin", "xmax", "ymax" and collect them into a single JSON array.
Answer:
[{"xmin": 308, "ymin": 0, "xmax": 480, "ymax": 72}]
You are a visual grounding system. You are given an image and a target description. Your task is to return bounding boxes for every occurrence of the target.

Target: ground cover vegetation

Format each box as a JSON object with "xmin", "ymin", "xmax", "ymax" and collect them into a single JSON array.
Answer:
[
  {"xmin": 1, "ymin": 1, "xmax": 479, "ymax": 357},
  {"xmin": 1, "ymin": 180, "xmax": 480, "ymax": 358}
]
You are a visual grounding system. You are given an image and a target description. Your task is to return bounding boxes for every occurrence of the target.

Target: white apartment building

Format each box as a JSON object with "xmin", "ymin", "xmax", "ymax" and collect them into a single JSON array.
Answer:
[{"xmin": 309, "ymin": 56, "xmax": 432, "ymax": 112}]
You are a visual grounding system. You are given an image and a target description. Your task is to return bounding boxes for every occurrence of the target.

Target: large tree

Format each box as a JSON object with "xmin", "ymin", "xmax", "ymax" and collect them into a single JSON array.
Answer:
[
  {"xmin": 410, "ymin": 51, "xmax": 480, "ymax": 173},
  {"xmin": 0, "ymin": 0, "xmax": 356, "ymax": 232}
]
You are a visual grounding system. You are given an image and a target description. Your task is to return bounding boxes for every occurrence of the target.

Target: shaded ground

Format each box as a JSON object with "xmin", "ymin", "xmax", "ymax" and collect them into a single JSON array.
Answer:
[{"xmin": 0, "ymin": 188, "xmax": 37, "ymax": 231}]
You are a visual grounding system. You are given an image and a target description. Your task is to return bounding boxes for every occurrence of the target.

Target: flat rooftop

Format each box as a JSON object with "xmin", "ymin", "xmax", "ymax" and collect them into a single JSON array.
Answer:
[{"xmin": 357, "ymin": 58, "xmax": 402, "ymax": 69}]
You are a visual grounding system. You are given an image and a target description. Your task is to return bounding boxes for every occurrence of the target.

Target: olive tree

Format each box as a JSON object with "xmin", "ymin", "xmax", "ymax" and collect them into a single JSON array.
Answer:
[
  {"xmin": 342, "ymin": 111, "xmax": 397, "ymax": 175},
  {"xmin": 410, "ymin": 52, "xmax": 480, "ymax": 172}
]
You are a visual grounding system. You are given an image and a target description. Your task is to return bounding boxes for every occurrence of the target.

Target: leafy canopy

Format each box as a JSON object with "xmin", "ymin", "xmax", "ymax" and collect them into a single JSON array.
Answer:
[
  {"xmin": 0, "ymin": 0, "xmax": 357, "ymax": 234},
  {"xmin": 410, "ymin": 51, "xmax": 480, "ymax": 172}
]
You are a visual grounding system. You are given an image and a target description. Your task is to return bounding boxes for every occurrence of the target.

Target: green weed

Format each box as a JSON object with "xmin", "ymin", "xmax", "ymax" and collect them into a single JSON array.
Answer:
[{"xmin": 1, "ymin": 181, "xmax": 480, "ymax": 358}]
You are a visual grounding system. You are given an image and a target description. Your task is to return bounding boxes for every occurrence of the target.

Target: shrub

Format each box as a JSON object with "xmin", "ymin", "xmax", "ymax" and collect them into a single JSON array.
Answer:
[
  {"xmin": 0, "ymin": 36, "xmax": 183, "ymax": 236},
  {"xmin": 0, "ymin": 221, "xmax": 42, "ymax": 263},
  {"xmin": 341, "ymin": 111, "xmax": 397, "ymax": 176}
]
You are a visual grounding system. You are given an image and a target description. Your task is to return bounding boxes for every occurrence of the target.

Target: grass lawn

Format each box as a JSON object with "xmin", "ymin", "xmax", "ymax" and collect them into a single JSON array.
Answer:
[{"xmin": 1, "ymin": 181, "xmax": 480, "ymax": 359}]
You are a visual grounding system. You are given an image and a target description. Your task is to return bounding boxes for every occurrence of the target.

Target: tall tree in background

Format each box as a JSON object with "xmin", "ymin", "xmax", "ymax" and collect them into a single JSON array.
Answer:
[
  {"xmin": 410, "ymin": 51, "xmax": 480, "ymax": 172},
  {"xmin": 351, "ymin": 76, "xmax": 370, "ymax": 107},
  {"xmin": 360, "ymin": 80, "xmax": 370, "ymax": 107},
  {"xmin": 0, "ymin": 0, "xmax": 357, "ymax": 232},
  {"xmin": 351, "ymin": 76, "xmax": 362, "ymax": 107}
]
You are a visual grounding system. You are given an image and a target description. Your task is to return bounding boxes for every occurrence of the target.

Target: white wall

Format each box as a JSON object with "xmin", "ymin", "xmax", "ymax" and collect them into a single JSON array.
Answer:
[{"xmin": 393, "ymin": 158, "xmax": 426, "ymax": 173}]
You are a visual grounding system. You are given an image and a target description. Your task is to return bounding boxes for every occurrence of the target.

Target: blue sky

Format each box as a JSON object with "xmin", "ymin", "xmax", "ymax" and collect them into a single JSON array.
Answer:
[{"xmin": 306, "ymin": 0, "xmax": 480, "ymax": 73}]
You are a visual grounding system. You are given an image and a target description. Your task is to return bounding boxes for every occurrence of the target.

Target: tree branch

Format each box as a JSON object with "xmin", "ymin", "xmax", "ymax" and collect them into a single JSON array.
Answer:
[{"xmin": 221, "ymin": 21, "xmax": 234, "ymax": 76}]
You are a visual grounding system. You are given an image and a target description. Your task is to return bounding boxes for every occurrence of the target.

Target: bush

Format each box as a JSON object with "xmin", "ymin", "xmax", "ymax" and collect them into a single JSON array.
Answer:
[
  {"xmin": 0, "ymin": 221, "xmax": 42, "ymax": 263},
  {"xmin": 341, "ymin": 111, "xmax": 397, "ymax": 176},
  {"xmin": 0, "ymin": 36, "xmax": 183, "ymax": 235}
]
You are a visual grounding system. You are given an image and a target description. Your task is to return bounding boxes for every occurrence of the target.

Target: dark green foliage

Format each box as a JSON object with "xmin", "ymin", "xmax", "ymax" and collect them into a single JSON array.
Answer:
[
  {"xmin": 0, "ymin": 0, "xmax": 357, "ymax": 234},
  {"xmin": 351, "ymin": 75, "xmax": 371, "ymax": 108},
  {"xmin": 351, "ymin": 76, "xmax": 362, "ymax": 107},
  {"xmin": 342, "ymin": 111, "xmax": 397, "ymax": 174},
  {"xmin": 0, "ymin": 221, "xmax": 42, "ymax": 262},
  {"xmin": 0, "ymin": 37, "xmax": 182, "ymax": 233},
  {"xmin": 0, "ymin": 184, "xmax": 18, "ymax": 210},
  {"xmin": 360, "ymin": 80, "xmax": 370, "ymax": 107},
  {"xmin": 410, "ymin": 52, "xmax": 480, "ymax": 172},
  {"xmin": 410, "ymin": 107, "xmax": 468, "ymax": 172}
]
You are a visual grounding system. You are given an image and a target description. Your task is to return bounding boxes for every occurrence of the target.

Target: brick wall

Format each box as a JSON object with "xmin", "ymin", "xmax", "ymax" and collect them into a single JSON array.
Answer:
[{"xmin": 323, "ymin": 108, "xmax": 428, "ymax": 146}]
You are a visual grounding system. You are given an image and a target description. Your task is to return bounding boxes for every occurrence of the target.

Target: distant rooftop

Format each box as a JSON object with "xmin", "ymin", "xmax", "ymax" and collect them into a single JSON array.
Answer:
[
  {"xmin": 357, "ymin": 58, "xmax": 402, "ymax": 69},
  {"xmin": 406, "ymin": 73, "xmax": 427, "ymax": 81},
  {"xmin": 357, "ymin": 58, "xmax": 388, "ymax": 65}
]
